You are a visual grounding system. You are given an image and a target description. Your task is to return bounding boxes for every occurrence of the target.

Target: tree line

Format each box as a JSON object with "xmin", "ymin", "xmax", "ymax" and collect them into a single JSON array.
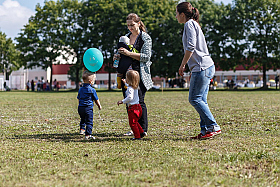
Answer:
[{"xmin": 0, "ymin": 0, "xmax": 279, "ymax": 90}]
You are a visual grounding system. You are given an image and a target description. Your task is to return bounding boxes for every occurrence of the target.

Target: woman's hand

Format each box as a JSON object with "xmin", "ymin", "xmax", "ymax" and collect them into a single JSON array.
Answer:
[
  {"xmin": 118, "ymin": 47, "xmax": 130, "ymax": 56},
  {"xmin": 117, "ymin": 100, "xmax": 123, "ymax": 106},
  {"xmin": 179, "ymin": 64, "xmax": 185, "ymax": 77},
  {"xmin": 179, "ymin": 50, "xmax": 193, "ymax": 77}
]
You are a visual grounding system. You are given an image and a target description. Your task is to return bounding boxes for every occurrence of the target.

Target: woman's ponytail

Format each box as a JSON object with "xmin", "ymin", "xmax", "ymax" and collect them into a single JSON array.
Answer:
[
  {"xmin": 192, "ymin": 8, "xmax": 199, "ymax": 23},
  {"xmin": 177, "ymin": 2, "xmax": 200, "ymax": 24},
  {"xmin": 139, "ymin": 21, "xmax": 147, "ymax": 33}
]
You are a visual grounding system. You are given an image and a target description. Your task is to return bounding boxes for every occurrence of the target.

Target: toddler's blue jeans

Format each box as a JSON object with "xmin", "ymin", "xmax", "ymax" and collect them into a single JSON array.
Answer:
[{"xmin": 78, "ymin": 106, "xmax": 93, "ymax": 135}]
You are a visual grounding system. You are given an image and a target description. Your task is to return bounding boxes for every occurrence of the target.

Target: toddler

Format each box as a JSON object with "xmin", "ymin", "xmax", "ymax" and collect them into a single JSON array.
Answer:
[
  {"xmin": 114, "ymin": 36, "xmax": 138, "ymax": 89},
  {"xmin": 77, "ymin": 70, "xmax": 102, "ymax": 140},
  {"xmin": 117, "ymin": 70, "xmax": 144, "ymax": 140}
]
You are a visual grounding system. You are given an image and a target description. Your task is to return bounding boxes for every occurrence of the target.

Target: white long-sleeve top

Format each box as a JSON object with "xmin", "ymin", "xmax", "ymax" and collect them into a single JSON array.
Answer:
[{"xmin": 122, "ymin": 85, "xmax": 139, "ymax": 106}]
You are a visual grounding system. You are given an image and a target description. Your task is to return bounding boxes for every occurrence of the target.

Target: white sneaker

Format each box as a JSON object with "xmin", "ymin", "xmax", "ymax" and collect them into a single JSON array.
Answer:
[
  {"xmin": 123, "ymin": 131, "xmax": 134, "ymax": 136},
  {"xmin": 85, "ymin": 135, "xmax": 96, "ymax": 140}
]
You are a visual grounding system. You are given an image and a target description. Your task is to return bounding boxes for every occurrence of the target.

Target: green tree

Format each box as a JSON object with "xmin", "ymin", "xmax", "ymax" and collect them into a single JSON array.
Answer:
[
  {"xmin": 194, "ymin": 1, "xmax": 238, "ymax": 70},
  {"xmin": 79, "ymin": 0, "xmax": 225, "ymax": 83},
  {"xmin": 16, "ymin": 1, "xmax": 66, "ymax": 90},
  {"xmin": 150, "ymin": 0, "xmax": 225, "ymax": 78},
  {"xmin": 0, "ymin": 32, "xmax": 21, "ymax": 80},
  {"xmin": 61, "ymin": 0, "xmax": 85, "ymax": 90},
  {"xmin": 83, "ymin": 0, "xmax": 183, "ymax": 81},
  {"xmin": 227, "ymin": 0, "xmax": 280, "ymax": 89},
  {"xmin": 82, "ymin": 0, "xmax": 132, "ymax": 90},
  {"xmin": 146, "ymin": 0, "xmax": 182, "ymax": 78}
]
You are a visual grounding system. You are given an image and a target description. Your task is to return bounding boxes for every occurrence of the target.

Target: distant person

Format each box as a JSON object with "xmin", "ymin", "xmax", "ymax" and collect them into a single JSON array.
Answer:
[
  {"xmin": 171, "ymin": 78, "xmax": 174, "ymax": 88},
  {"xmin": 244, "ymin": 79, "xmax": 249, "ymax": 87},
  {"xmin": 41, "ymin": 78, "xmax": 44, "ymax": 91},
  {"xmin": 181, "ymin": 78, "xmax": 186, "ymax": 88},
  {"xmin": 46, "ymin": 80, "xmax": 50, "ymax": 91},
  {"xmin": 31, "ymin": 80, "xmax": 35, "ymax": 91},
  {"xmin": 3, "ymin": 82, "xmax": 10, "ymax": 91},
  {"xmin": 53, "ymin": 79, "xmax": 57, "ymax": 91},
  {"xmin": 167, "ymin": 78, "xmax": 171, "ymax": 88},
  {"xmin": 56, "ymin": 82, "xmax": 60, "ymax": 91},
  {"xmin": 36, "ymin": 80, "xmax": 41, "ymax": 91},
  {"xmin": 77, "ymin": 71, "xmax": 102, "ymax": 140},
  {"xmin": 230, "ymin": 79, "xmax": 235, "ymax": 89},
  {"xmin": 275, "ymin": 75, "xmax": 279, "ymax": 90},
  {"xmin": 226, "ymin": 80, "xmax": 230, "ymax": 88},
  {"xmin": 26, "ymin": 80, "xmax": 30, "ymax": 91},
  {"xmin": 209, "ymin": 78, "xmax": 214, "ymax": 90},
  {"xmin": 176, "ymin": 2, "xmax": 221, "ymax": 140},
  {"xmin": 117, "ymin": 70, "xmax": 145, "ymax": 140}
]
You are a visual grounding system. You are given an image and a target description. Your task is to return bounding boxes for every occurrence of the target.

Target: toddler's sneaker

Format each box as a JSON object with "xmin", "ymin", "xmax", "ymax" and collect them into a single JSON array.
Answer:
[
  {"xmin": 85, "ymin": 135, "xmax": 96, "ymax": 140},
  {"xmin": 79, "ymin": 129, "xmax": 85, "ymax": 135},
  {"xmin": 123, "ymin": 131, "xmax": 134, "ymax": 136}
]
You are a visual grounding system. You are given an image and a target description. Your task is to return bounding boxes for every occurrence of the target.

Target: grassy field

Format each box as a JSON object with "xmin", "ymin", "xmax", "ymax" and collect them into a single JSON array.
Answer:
[{"xmin": 0, "ymin": 89, "xmax": 279, "ymax": 187}]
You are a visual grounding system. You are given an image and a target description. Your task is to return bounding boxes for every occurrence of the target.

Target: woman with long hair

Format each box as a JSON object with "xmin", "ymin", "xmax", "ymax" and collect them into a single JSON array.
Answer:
[
  {"xmin": 114, "ymin": 13, "xmax": 153, "ymax": 136},
  {"xmin": 176, "ymin": 2, "xmax": 221, "ymax": 140}
]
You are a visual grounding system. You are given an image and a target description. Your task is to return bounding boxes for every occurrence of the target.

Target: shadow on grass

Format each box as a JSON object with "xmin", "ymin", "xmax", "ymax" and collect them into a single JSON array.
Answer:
[
  {"xmin": 10, "ymin": 132, "xmax": 142, "ymax": 142},
  {"xmin": 9, "ymin": 131, "xmax": 228, "ymax": 142}
]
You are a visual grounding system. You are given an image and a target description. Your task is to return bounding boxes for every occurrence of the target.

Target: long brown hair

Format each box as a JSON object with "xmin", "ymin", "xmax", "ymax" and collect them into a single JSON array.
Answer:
[
  {"xmin": 126, "ymin": 70, "xmax": 140, "ymax": 89},
  {"xmin": 176, "ymin": 2, "xmax": 199, "ymax": 24},
  {"xmin": 126, "ymin": 13, "xmax": 147, "ymax": 33}
]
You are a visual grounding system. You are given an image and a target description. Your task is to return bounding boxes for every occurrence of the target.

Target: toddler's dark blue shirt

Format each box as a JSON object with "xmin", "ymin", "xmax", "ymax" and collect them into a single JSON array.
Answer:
[{"xmin": 77, "ymin": 83, "xmax": 99, "ymax": 107}]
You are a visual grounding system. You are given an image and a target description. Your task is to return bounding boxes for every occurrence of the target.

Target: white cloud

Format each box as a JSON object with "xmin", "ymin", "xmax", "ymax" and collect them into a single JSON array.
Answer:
[{"xmin": 0, "ymin": 0, "xmax": 34, "ymax": 39}]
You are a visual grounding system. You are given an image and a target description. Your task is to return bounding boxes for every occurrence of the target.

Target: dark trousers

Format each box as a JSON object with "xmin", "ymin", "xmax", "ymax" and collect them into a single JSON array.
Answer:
[
  {"xmin": 78, "ymin": 106, "xmax": 93, "ymax": 135},
  {"xmin": 128, "ymin": 104, "xmax": 143, "ymax": 138},
  {"xmin": 122, "ymin": 79, "xmax": 148, "ymax": 132}
]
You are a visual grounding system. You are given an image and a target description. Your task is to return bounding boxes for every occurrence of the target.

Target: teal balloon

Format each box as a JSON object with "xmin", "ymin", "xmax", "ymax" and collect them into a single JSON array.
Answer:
[{"xmin": 83, "ymin": 48, "xmax": 103, "ymax": 72}]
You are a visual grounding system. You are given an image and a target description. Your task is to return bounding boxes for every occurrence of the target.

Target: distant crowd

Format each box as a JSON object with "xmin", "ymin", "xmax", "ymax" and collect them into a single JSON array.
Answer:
[
  {"xmin": 167, "ymin": 78, "xmax": 186, "ymax": 88},
  {"xmin": 25, "ymin": 79, "xmax": 61, "ymax": 92}
]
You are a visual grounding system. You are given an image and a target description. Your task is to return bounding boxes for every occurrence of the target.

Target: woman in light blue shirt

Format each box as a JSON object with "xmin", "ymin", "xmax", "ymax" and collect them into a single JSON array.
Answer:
[{"xmin": 176, "ymin": 2, "xmax": 221, "ymax": 140}]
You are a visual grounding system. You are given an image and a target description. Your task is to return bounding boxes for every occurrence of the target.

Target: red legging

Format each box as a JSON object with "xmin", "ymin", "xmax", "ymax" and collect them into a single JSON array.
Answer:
[{"xmin": 128, "ymin": 104, "xmax": 143, "ymax": 139}]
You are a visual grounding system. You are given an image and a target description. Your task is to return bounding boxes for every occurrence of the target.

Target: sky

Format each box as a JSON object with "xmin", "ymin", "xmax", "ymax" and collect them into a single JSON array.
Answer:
[{"xmin": 0, "ymin": 0, "xmax": 233, "ymax": 40}]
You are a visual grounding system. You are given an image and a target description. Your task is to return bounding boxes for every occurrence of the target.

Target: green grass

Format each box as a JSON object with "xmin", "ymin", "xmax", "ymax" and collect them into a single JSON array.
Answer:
[{"xmin": 0, "ymin": 90, "xmax": 279, "ymax": 187}]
